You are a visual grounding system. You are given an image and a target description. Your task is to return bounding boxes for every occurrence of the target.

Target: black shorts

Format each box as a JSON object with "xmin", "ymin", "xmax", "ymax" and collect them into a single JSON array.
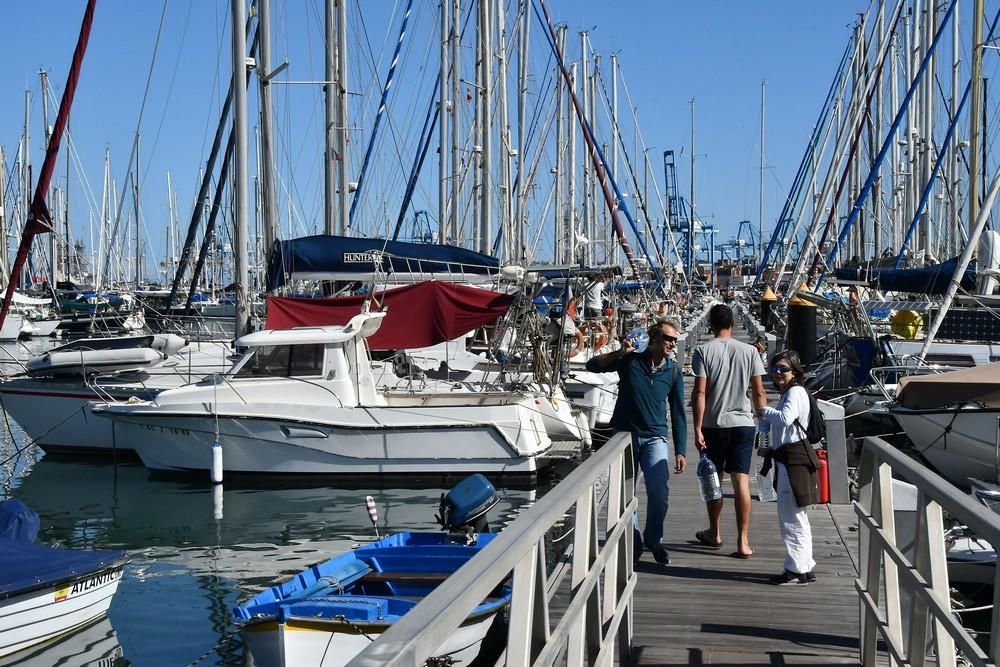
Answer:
[{"xmin": 703, "ymin": 426, "xmax": 756, "ymax": 475}]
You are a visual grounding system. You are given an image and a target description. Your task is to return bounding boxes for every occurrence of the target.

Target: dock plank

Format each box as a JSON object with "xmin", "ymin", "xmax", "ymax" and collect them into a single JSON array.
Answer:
[{"xmin": 627, "ymin": 344, "xmax": 861, "ymax": 665}]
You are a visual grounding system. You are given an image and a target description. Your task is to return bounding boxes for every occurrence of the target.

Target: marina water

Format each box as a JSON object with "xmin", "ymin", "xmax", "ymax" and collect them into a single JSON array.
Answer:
[{"xmin": 0, "ymin": 339, "xmax": 555, "ymax": 665}]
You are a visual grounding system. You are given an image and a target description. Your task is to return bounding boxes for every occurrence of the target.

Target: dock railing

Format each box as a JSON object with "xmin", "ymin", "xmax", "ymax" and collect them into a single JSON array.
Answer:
[
  {"xmin": 348, "ymin": 431, "xmax": 638, "ymax": 666},
  {"xmin": 856, "ymin": 436, "xmax": 1000, "ymax": 666},
  {"xmin": 675, "ymin": 300, "xmax": 717, "ymax": 365}
]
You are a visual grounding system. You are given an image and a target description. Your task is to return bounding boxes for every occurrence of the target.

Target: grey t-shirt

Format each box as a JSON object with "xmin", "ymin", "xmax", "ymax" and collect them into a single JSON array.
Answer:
[{"xmin": 691, "ymin": 337, "xmax": 766, "ymax": 428}]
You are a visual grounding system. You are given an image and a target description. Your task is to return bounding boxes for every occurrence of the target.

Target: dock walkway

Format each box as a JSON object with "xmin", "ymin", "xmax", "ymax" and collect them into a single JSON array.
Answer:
[{"xmin": 629, "ymin": 334, "xmax": 860, "ymax": 665}]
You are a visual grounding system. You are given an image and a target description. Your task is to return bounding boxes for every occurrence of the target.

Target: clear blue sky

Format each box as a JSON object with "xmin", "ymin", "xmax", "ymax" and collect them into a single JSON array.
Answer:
[{"xmin": 1, "ymin": 1, "xmax": 869, "ymax": 280}]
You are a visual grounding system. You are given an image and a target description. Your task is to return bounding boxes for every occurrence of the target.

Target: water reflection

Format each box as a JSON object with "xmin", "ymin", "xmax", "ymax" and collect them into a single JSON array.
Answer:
[{"xmin": 3, "ymin": 456, "xmax": 543, "ymax": 665}]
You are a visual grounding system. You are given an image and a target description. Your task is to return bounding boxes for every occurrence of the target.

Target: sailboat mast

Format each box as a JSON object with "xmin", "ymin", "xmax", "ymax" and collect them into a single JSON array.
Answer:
[
  {"xmin": 324, "ymin": 0, "xmax": 336, "ymax": 235},
  {"xmin": 478, "ymin": 0, "xmax": 492, "ymax": 255},
  {"xmin": 759, "ymin": 80, "xmax": 765, "ymax": 266},
  {"xmin": 258, "ymin": 0, "xmax": 278, "ymax": 264},
  {"xmin": 439, "ymin": 0, "xmax": 449, "ymax": 244},
  {"xmin": 689, "ymin": 98, "xmax": 695, "ymax": 280},
  {"xmin": 231, "ymin": 0, "xmax": 250, "ymax": 338},
  {"xmin": 134, "ymin": 133, "xmax": 141, "ymax": 289},
  {"xmin": 335, "ymin": 0, "xmax": 349, "ymax": 235},
  {"xmin": 969, "ymin": 0, "xmax": 984, "ymax": 235},
  {"xmin": 450, "ymin": 0, "xmax": 460, "ymax": 242}
]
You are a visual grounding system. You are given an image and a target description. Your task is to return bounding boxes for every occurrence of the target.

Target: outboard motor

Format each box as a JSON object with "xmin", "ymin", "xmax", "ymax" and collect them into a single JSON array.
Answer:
[{"xmin": 436, "ymin": 474, "xmax": 499, "ymax": 544}]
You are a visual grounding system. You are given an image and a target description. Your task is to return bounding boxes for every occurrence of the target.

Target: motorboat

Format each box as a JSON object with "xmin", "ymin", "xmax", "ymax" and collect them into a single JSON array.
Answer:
[
  {"xmin": 94, "ymin": 312, "xmax": 554, "ymax": 476},
  {"xmin": 0, "ymin": 335, "xmax": 234, "ymax": 454},
  {"xmin": 0, "ymin": 499, "xmax": 127, "ymax": 658},
  {"xmin": 234, "ymin": 475, "xmax": 509, "ymax": 667},
  {"xmin": 890, "ymin": 363, "xmax": 1000, "ymax": 488}
]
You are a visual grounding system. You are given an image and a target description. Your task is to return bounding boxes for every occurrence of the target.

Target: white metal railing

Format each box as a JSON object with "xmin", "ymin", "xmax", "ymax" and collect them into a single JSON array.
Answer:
[
  {"xmin": 348, "ymin": 431, "xmax": 637, "ymax": 666},
  {"xmin": 856, "ymin": 436, "xmax": 1000, "ymax": 666},
  {"xmin": 675, "ymin": 300, "xmax": 718, "ymax": 364}
]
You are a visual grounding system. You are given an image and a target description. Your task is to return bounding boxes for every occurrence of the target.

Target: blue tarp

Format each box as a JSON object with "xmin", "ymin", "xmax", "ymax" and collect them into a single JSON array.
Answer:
[
  {"xmin": 834, "ymin": 258, "xmax": 977, "ymax": 295},
  {"xmin": 0, "ymin": 500, "xmax": 127, "ymax": 599},
  {"xmin": 267, "ymin": 235, "xmax": 499, "ymax": 290}
]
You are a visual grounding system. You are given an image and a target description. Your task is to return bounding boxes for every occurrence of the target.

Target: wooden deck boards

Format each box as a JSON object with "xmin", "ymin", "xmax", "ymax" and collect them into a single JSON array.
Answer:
[{"xmin": 628, "ymin": 364, "xmax": 861, "ymax": 665}]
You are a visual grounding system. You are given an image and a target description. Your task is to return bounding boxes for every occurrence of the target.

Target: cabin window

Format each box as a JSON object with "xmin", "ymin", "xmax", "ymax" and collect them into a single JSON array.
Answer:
[
  {"xmin": 235, "ymin": 344, "xmax": 325, "ymax": 378},
  {"xmin": 923, "ymin": 353, "xmax": 976, "ymax": 368}
]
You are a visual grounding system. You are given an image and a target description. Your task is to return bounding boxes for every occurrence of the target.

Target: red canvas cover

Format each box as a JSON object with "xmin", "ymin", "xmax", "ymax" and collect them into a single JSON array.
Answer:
[{"xmin": 266, "ymin": 282, "xmax": 514, "ymax": 350}]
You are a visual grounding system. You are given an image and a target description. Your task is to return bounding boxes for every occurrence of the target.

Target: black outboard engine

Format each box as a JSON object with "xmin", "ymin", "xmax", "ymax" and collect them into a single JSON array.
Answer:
[{"xmin": 436, "ymin": 474, "xmax": 499, "ymax": 545}]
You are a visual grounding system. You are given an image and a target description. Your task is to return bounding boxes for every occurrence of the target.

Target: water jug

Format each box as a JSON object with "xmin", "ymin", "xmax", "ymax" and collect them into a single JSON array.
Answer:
[{"xmin": 696, "ymin": 451, "xmax": 722, "ymax": 502}]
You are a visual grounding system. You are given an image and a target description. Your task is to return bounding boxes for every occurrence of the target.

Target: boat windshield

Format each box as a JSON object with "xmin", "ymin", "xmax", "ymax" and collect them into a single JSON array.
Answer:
[{"xmin": 233, "ymin": 344, "xmax": 325, "ymax": 378}]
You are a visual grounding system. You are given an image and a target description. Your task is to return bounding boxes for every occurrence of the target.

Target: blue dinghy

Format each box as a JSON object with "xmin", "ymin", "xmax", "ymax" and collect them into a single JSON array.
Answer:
[{"xmin": 234, "ymin": 474, "xmax": 510, "ymax": 667}]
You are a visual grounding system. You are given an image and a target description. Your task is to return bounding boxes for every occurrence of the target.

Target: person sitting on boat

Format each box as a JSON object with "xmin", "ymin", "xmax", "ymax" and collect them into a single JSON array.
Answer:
[
  {"xmin": 585, "ymin": 318, "xmax": 687, "ymax": 565},
  {"xmin": 583, "ymin": 278, "xmax": 605, "ymax": 319}
]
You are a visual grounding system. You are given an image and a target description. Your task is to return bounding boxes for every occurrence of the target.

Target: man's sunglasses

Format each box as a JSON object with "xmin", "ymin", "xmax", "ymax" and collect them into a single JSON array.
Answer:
[
  {"xmin": 770, "ymin": 365, "xmax": 792, "ymax": 374},
  {"xmin": 657, "ymin": 334, "xmax": 678, "ymax": 344}
]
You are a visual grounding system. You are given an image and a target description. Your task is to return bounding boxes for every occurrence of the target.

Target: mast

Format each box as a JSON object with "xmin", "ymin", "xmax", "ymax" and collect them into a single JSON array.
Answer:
[
  {"xmin": 439, "ymin": 0, "xmax": 449, "ymax": 243},
  {"xmin": 611, "ymin": 52, "xmax": 618, "ymax": 266},
  {"xmin": 258, "ymin": 0, "xmax": 278, "ymax": 264},
  {"xmin": 969, "ymin": 0, "xmax": 984, "ymax": 235},
  {"xmin": 516, "ymin": 0, "xmax": 528, "ymax": 261},
  {"xmin": 580, "ymin": 31, "xmax": 590, "ymax": 264},
  {"xmin": 497, "ymin": 0, "xmax": 512, "ymax": 261},
  {"xmin": 477, "ymin": 0, "xmax": 492, "ymax": 255},
  {"xmin": 41, "ymin": 70, "xmax": 59, "ymax": 286},
  {"xmin": 688, "ymin": 98, "xmax": 696, "ymax": 281},
  {"xmin": 759, "ymin": 80, "xmax": 766, "ymax": 267},
  {"xmin": 324, "ymin": 0, "xmax": 336, "ymax": 235},
  {"xmin": 133, "ymin": 134, "xmax": 141, "ymax": 289},
  {"xmin": 553, "ymin": 25, "xmax": 564, "ymax": 263},
  {"xmin": 231, "ymin": 0, "xmax": 250, "ymax": 338},
  {"xmin": 335, "ymin": 0, "xmax": 349, "ymax": 235},
  {"xmin": 568, "ymin": 62, "xmax": 577, "ymax": 263},
  {"xmin": 450, "ymin": 0, "xmax": 460, "ymax": 242},
  {"xmin": 0, "ymin": 147, "xmax": 6, "ymax": 275}
]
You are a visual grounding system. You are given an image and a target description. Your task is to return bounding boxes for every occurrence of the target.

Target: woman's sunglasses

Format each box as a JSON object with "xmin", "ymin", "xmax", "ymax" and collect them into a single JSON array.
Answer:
[{"xmin": 770, "ymin": 365, "xmax": 792, "ymax": 374}]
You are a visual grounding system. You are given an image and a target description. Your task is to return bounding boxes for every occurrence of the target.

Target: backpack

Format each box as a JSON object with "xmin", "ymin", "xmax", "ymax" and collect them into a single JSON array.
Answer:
[{"xmin": 794, "ymin": 389, "xmax": 827, "ymax": 445}]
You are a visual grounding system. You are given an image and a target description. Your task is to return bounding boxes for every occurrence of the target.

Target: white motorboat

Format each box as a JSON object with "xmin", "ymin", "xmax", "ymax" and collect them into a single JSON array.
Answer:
[
  {"xmin": 94, "ymin": 312, "xmax": 554, "ymax": 476},
  {"xmin": 0, "ymin": 500, "xmax": 127, "ymax": 659},
  {"xmin": 890, "ymin": 363, "xmax": 1000, "ymax": 488},
  {"xmin": 0, "ymin": 336, "xmax": 234, "ymax": 454}
]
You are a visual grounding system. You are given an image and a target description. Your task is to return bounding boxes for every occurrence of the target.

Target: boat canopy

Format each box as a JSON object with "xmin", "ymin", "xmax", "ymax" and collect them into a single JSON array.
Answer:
[
  {"xmin": 237, "ymin": 312, "xmax": 386, "ymax": 348},
  {"xmin": 834, "ymin": 257, "xmax": 977, "ymax": 295},
  {"xmin": 266, "ymin": 282, "xmax": 513, "ymax": 350},
  {"xmin": 896, "ymin": 362, "xmax": 1000, "ymax": 409},
  {"xmin": 0, "ymin": 500, "xmax": 127, "ymax": 600},
  {"xmin": 267, "ymin": 235, "xmax": 500, "ymax": 289}
]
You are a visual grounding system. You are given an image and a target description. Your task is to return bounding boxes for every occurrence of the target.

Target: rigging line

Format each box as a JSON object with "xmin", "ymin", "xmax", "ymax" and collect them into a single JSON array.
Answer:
[
  {"xmin": 602, "ymin": 69, "xmax": 672, "ymax": 270},
  {"xmin": 350, "ymin": 0, "xmax": 416, "ymax": 227},
  {"xmin": 100, "ymin": 0, "xmax": 171, "ymax": 290},
  {"xmin": 818, "ymin": 0, "xmax": 960, "ymax": 287},
  {"xmin": 140, "ymin": 0, "xmax": 196, "ymax": 187}
]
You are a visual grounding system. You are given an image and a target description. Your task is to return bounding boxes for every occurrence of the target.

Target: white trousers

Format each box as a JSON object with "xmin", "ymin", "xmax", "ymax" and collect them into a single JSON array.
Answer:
[{"xmin": 775, "ymin": 463, "xmax": 815, "ymax": 574}]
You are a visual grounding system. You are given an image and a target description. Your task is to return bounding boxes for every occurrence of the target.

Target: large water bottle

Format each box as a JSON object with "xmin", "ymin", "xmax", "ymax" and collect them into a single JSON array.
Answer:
[
  {"xmin": 755, "ymin": 419, "xmax": 777, "ymax": 503},
  {"xmin": 697, "ymin": 451, "xmax": 722, "ymax": 502}
]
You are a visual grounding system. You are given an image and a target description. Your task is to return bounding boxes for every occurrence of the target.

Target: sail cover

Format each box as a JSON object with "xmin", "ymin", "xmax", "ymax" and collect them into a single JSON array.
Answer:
[
  {"xmin": 266, "ymin": 282, "xmax": 514, "ymax": 350},
  {"xmin": 267, "ymin": 235, "xmax": 500, "ymax": 289},
  {"xmin": 896, "ymin": 362, "xmax": 1000, "ymax": 409},
  {"xmin": 834, "ymin": 258, "xmax": 977, "ymax": 295}
]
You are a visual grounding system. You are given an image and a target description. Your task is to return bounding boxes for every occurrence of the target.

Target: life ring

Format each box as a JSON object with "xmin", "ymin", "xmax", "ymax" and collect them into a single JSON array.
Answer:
[
  {"xmin": 578, "ymin": 321, "xmax": 609, "ymax": 351},
  {"xmin": 566, "ymin": 330, "xmax": 586, "ymax": 358}
]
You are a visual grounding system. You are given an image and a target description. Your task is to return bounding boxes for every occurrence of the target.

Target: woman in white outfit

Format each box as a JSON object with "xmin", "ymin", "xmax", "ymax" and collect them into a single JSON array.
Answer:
[{"xmin": 760, "ymin": 350, "xmax": 819, "ymax": 585}]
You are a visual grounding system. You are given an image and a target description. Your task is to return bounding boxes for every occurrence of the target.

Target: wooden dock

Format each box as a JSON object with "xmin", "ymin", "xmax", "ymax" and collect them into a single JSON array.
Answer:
[{"xmin": 629, "ymin": 370, "xmax": 861, "ymax": 665}]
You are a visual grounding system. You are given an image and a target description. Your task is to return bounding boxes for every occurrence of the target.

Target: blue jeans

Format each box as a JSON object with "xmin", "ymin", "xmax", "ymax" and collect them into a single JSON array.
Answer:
[{"xmin": 630, "ymin": 433, "xmax": 671, "ymax": 550}]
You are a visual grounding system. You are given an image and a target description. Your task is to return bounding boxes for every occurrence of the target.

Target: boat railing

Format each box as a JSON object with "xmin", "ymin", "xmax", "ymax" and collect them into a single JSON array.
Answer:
[
  {"xmin": 855, "ymin": 436, "xmax": 1000, "ymax": 666},
  {"xmin": 348, "ymin": 430, "xmax": 637, "ymax": 666},
  {"xmin": 867, "ymin": 362, "xmax": 954, "ymax": 401}
]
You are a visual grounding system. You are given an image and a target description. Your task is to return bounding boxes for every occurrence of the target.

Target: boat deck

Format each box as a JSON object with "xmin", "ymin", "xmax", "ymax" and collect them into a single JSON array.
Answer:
[{"xmin": 629, "ymin": 371, "xmax": 861, "ymax": 665}]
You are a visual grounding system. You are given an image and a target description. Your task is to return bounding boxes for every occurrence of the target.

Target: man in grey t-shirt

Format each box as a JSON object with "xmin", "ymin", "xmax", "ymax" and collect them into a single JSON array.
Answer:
[{"xmin": 690, "ymin": 304, "xmax": 767, "ymax": 559}]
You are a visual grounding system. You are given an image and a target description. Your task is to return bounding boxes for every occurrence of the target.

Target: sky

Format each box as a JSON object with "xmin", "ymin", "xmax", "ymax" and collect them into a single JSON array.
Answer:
[{"xmin": 0, "ymin": 0, "xmax": 871, "ymax": 282}]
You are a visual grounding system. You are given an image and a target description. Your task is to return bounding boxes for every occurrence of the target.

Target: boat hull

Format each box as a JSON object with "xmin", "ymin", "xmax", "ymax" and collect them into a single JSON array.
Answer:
[
  {"xmin": 102, "ymin": 404, "xmax": 551, "ymax": 476},
  {"xmin": 241, "ymin": 609, "xmax": 499, "ymax": 667},
  {"xmin": 892, "ymin": 406, "xmax": 1000, "ymax": 487},
  {"xmin": 0, "ymin": 564, "xmax": 124, "ymax": 658}
]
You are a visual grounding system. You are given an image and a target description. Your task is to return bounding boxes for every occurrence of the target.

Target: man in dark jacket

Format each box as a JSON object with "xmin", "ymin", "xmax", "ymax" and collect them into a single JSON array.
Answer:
[{"xmin": 586, "ymin": 319, "xmax": 687, "ymax": 564}]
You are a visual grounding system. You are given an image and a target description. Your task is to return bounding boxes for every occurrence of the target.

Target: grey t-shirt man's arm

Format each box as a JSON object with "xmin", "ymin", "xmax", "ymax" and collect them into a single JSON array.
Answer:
[{"xmin": 691, "ymin": 337, "xmax": 766, "ymax": 428}]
